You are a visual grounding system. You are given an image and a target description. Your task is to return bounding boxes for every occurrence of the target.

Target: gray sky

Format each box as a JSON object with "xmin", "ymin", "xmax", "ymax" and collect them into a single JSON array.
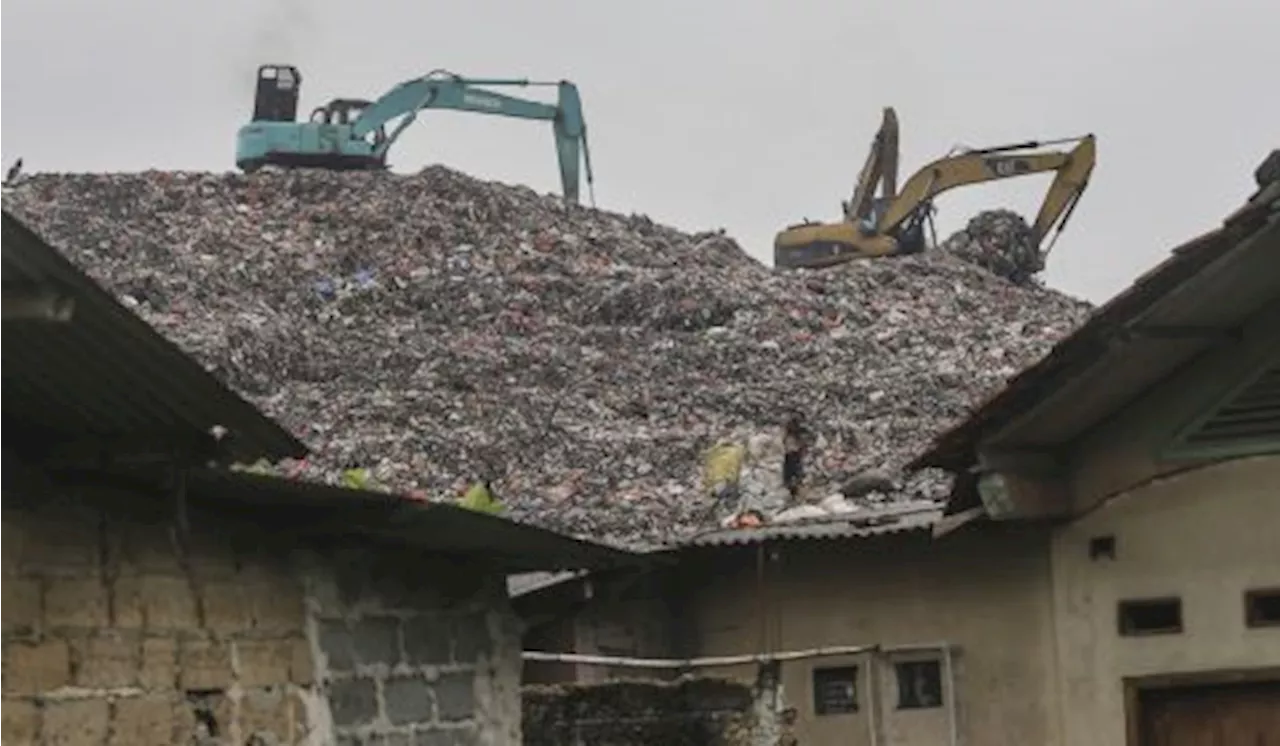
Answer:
[{"xmin": 3, "ymin": 0, "xmax": 1275, "ymax": 302}]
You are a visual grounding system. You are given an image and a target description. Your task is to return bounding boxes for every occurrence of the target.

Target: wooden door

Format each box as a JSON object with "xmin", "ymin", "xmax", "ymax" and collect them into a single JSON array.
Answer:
[{"xmin": 1139, "ymin": 681, "xmax": 1280, "ymax": 746}]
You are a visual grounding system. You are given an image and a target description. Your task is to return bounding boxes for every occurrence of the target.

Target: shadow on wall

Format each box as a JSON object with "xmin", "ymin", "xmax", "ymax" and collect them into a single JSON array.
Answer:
[{"xmin": 522, "ymin": 670, "xmax": 784, "ymax": 746}]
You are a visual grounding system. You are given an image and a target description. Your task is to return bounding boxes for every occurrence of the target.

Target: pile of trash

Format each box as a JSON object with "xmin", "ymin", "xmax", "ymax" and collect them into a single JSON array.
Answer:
[
  {"xmin": 4, "ymin": 167, "xmax": 1092, "ymax": 548},
  {"xmin": 941, "ymin": 209, "xmax": 1047, "ymax": 286}
]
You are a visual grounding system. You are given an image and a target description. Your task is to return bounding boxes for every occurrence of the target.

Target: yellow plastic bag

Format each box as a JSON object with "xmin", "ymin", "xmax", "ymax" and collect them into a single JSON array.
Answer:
[{"xmin": 703, "ymin": 443, "xmax": 746, "ymax": 495}]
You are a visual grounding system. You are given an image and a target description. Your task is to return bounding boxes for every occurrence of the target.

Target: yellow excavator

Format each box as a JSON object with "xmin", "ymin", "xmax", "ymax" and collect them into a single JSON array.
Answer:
[{"xmin": 774, "ymin": 109, "xmax": 1096, "ymax": 269}]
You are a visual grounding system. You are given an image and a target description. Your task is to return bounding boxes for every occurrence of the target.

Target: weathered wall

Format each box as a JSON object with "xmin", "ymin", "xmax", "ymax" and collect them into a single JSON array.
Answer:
[
  {"xmin": 1051, "ymin": 455, "xmax": 1280, "ymax": 746},
  {"xmin": 308, "ymin": 543, "xmax": 523, "ymax": 745},
  {"xmin": 522, "ymin": 677, "xmax": 767, "ymax": 746},
  {"xmin": 519, "ymin": 571, "xmax": 686, "ymax": 686},
  {"xmin": 546, "ymin": 526, "xmax": 1059, "ymax": 746},
  {"xmin": 686, "ymin": 527, "xmax": 1059, "ymax": 746},
  {"xmin": 1, "ymin": 485, "xmax": 522, "ymax": 746}
]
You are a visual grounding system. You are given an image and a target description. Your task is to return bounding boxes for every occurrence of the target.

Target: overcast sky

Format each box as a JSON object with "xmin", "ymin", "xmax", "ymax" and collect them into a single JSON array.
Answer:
[{"xmin": 3, "ymin": 0, "xmax": 1275, "ymax": 302}]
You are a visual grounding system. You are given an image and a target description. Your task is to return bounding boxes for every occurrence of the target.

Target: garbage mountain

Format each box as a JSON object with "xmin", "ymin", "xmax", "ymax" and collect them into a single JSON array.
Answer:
[{"xmin": 4, "ymin": 167, "xmax": 1093, "ymax": 548}]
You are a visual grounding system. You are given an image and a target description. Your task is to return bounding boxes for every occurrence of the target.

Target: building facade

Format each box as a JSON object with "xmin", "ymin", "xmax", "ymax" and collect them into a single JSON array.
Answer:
[{"xmin": 519, "ymin": 165, "xmax": 1280, "ymax": 745}]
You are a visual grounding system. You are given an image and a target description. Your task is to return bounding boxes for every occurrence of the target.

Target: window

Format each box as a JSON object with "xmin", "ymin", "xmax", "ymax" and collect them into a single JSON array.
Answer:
[
  {"xmin": 1245, "ymin": 588, "xmax": 1280, "ymax": 628},
  {"xmin": 895, "ymin": 660, "xmax": 944, "ymax": 709},
  {"xmin": 812, "ymin": 666, "xmax": 859, "ymax": 715},
  {"xmin": 1088, "ymin": 535, "xmax": 1116, "ymax": 561},
  {"xmin": 1118, "ymin": 597, "xmax": 1183, "ymax": 636}
]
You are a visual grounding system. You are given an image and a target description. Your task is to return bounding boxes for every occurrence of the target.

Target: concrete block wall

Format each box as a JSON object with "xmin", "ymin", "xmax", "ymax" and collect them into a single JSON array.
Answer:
[
  {"xmin": 1, "ymin": 488, "xmax": 523, "ymax": 746},
  {"xmin": 305, "ymin": 547, "xmax": 523, "ymax": 745}
]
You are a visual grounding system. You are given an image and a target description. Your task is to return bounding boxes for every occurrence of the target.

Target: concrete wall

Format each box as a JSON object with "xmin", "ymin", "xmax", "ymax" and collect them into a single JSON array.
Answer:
[
  {"xmin": 1, "ymin": 486, "xmax": 522, "ymax": 746},
  {"xmin": 1051, "ymin": 455, "xmax": 1280, "ymax": 746},
  {"xmin": 592, "ymin": 526, "xmax": 1059, "ymax": 746},
  {"xmin": 522, "ymin": 677, "xmax": 768, "ymax": 746},
  {"xmin": 519, "ymin": 571, "xmax": 685, "ymax": 686}
]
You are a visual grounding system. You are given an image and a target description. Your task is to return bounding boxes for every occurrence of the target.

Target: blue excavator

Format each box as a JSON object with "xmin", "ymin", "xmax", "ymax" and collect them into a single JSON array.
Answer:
[{"xmin": 235, "ymin": 65, "xmax": 595, "ymax": 204}]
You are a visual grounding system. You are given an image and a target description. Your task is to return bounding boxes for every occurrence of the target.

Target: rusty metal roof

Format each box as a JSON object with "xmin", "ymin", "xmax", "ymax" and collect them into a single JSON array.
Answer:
[
  {"xmin": 2, "ymin": 211, "xmax": 307, "ymax": 465},
  {"xmin": 680, "ymin": 501, "xmax": 942, "ymax": 547},
  {"xmin": 50, "ymin": 465, "xmax": 643, "ymax": 573},
  {"xmin": 190, "ymin": 470, "xmax": 643, "ymax": 572},
  {"xmin": 909, "ymin": 166, "xmax": 1280, "ymax": 475}
]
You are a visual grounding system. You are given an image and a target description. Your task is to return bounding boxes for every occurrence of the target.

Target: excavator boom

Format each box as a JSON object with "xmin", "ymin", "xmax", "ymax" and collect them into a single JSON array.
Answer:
[
  {"xmin": 844, "ymin": 107, "xmax": 899, "ymax": 223},
  {"xmin": 774, "ymin": 125, "xmax": 1096, "ymax": 269},
  {"xmin": 235, "ymin": 65, "xmax": 595, "ymax": 205}
]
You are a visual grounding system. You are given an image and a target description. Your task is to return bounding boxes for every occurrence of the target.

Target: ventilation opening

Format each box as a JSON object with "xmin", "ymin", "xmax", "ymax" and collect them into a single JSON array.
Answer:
[
  {"xmin": 895, "ymin": 659, "xmax": 944, "ymax": 710},
  {"xmin": 812, "ymin": 666, "xmax": 859, "ymax": 715},
  {"xmin": 1245, "ymin": 588, "xmax": 1280, "ymax": 628},
  {"xmin": 1180, "ymin": 360, "xmax": 1280, "ymax": 451},
  {"xmin": 1119, "ymin": 597, "xmax": 1183, "ymax": 636}
]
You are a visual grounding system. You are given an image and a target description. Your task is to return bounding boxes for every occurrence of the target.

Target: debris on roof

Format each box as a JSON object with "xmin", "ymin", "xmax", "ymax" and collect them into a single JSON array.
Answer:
[{"xmin": 4, "ymin": 166, "xmax": 1092, "ymax": 548}]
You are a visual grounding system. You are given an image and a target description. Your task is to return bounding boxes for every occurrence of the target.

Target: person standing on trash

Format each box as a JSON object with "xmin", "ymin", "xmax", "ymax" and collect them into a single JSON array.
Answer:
[{"xmin": 782, "ymin": 413, "xmax": 812, "ymax": 505}]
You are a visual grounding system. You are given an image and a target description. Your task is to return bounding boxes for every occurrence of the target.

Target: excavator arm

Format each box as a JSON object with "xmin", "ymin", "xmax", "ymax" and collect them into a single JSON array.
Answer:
[
  {"xmin": 775, "ymin": 134, "xmax": 1096, "ymax": 268},
  {"xmin": 844, "ymin": 107, "xmax": 900, "ymax": 223},
  {"xmin": 351, "ymin": 71, "xmax": 594, "ymax": 204},
  {"xmin": 877, "ymin": 135, "xmax": 1095, "ymax": 240}
]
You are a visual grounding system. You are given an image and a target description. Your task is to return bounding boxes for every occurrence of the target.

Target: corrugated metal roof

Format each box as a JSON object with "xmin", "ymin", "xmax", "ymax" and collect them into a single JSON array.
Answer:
[
  {"xmin": 909, "ymin": 170, "xmax": 1280, "ymax": 475},
  {"xmin": 507, "ymin": 570, "xmax": 587, "ymax": 597},
  {"xmin": 681, "ymin": 501, "xmax": 942, "ymax": 547},
  {"xmin": 190, "ymin": 470, "xmax": 642, "ymax": 572},
  {"xmin": 51, "ymin": 466, "xmax": 643, "ymax": 573},
  {"xmin": 2, "ymin": 211, "xmax": 307, "ymax": 465}
]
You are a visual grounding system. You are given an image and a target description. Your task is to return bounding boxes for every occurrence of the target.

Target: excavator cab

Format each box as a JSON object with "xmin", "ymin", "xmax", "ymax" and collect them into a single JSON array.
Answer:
[
  {"xmin": 251, "ymin": 65, "xmax": 301, "ymax": 123},
  {"xmin": 309, "ymin": 99, "xmax": 388, "ymax": 149}
]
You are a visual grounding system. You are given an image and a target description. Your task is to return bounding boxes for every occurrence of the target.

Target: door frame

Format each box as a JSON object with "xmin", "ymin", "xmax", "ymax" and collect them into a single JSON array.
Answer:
[{"xmin": 1123, "ymin": 666, "xmax": 1280, "ymax": 745}]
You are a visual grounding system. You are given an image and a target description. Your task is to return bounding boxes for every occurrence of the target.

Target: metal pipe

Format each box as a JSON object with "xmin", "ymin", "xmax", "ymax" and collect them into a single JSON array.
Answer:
[
  {"xmin": 756, "ymin": 542, "xmax": 768, "ymax": 657},
  {"xmin": 867, "ymin": 651, "xmax": 881, "ymax": 746},
  {"xmin": 943, "ymin": 644, "xmax": 958, "ymax": 746},
  {"xmin": 522, "ymin": 644, "xmax": 879, "ymax": 670}
]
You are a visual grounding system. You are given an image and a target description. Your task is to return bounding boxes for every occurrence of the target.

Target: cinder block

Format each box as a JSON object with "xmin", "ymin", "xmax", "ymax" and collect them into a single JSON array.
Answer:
[
  {"xmin": 182, "ymin": 531, "xmax": 240, "ymax": 580},
  {"xmin": 18, "ymin": 509, "xmax": 100, "ymax": 573},
  {"xmin": 319, "ymin": 620, "xmax": 356, "ymax": 673},
  {"xmin": 239, "ymin": 688, "xmax": 305, "ymax": 743},
  {"xmin": 452, "ymin": 613, "xmax": 492, "ymax": 662},
  {"xmin": 179, "ymin": 638, "xmax": 233, "ymax": 691},
  {"xmin": 402, "ymin": 616, "xmax": 452, "ymax": 665},
  {"xmin": 200, "ymin": 581, "xmax": 252, "ymax": 635},
  {"xmin": 2, "ymin": 639, "xmax": 70, "ymax": 695},
  {"xmin": 413, "ymin": 729, "xmax": 460, "ymax": 746},
  {"xmin": 383, "ymin": 676, "xmax": 433, "ymax": 725},
  {"xmin": 2, "ymin": 513, "xmax": 27, "ymax": 570},
  {"xmin": 72, "ymin": 633, "xmax": 140, "ymax": 689},
  {"xmin": 139, "ymin": 637, "xmax": 178, "ymax": 690},
  {"xmin": 42, "ymin": 698, "xmax": 110, "ymax": 746},
  {"xmin": 244, "ymin": 576, "xmax": 307, "ymax": 634},
  {"xmin": 434, "ymin": 671, "xmax": 476, "ymax": 722},
  {"xmin": 1, "ymin": 697, "xmax": 39, "ymax": 745},
  {"xmin": 327, "ymin": 677, "xmax": 378, "ymax": 727},
  {"xmin": 136, "ymin": 575, "xmax": 199, "ymax": 630},
  {"xmin": 235, "ymin": 639, "xmax": 293, "ymax": 688},
  {"xmin": 115, "ymin": 522, "xmax": 183, "ymax": 576},
  {"xmin": 290, "ymin": 637, "xmax": 316, "ymax": 685},
  {"xmin": 1, "ymin": 577, "xmax": 41, "ymax": 635},
  {"xmin": 110, "ymin": 695, "xmax": 180, "ymax": 746},
  {"xmin": 44, "ymin": 577, "xmax": 110, "ymax": 629},
  {"xmin": 420, "ymin": 724, "xmax": 478, "ymax": 746},
  {"xmin": 353, "ymin": 615, "xmax": 402, "ymax": 666},
  {"xmin": 110, "ymin": 576, "xmax": 144, "ymax": 629}
]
